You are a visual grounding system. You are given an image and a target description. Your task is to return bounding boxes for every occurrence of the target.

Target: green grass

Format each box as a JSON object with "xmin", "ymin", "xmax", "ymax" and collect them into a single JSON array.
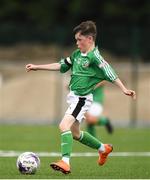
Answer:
[{"xmin": 0, "ymin": 125, "xmax": 150, "ymax": 179}]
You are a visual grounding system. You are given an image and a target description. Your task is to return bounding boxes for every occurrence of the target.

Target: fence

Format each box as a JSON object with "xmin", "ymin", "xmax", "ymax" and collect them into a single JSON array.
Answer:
[{"xmin": 0, "ymin": 62, "xmax": 149, "ymax": 126}]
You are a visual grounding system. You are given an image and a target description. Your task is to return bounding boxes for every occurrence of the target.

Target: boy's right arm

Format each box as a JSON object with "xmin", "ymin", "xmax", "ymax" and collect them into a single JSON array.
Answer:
[{"xmin": 26, "ymin": 63, "xmax": 61, "ymax": 72}]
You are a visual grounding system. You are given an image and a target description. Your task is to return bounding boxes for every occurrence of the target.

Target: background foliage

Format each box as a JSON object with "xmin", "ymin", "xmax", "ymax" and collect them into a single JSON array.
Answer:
[{"xmin": 0, "ymin": 0, "xmax": 149, "ymax": 60}]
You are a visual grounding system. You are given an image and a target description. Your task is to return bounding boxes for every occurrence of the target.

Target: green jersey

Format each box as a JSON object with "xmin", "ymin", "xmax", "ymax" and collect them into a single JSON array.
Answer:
[{"xmin": 59, "ymin": 47, "xmax": 117, "ymax": 96}]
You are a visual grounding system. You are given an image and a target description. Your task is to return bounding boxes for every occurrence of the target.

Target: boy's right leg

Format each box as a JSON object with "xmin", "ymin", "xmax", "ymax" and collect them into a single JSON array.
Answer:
[{"xmin": 50, "ymin": 114, "xmax": 75, "ymax": 174}]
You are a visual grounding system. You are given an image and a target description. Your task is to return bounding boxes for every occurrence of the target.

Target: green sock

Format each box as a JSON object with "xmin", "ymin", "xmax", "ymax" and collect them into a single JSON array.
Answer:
[
  {"xmin": 78, "ymin": 131, "xmax": 102, "ymax": 149},
  {"xmin": 61, "ymin": 131, "xmax": 73, "ymax": 158},
  {"xmin": 87, "ymin": 124, "xmax": 96, "ymax": 137},
  {"xmin": 97, "ymin": 116, "xmax": 109, "ymax": 126}
]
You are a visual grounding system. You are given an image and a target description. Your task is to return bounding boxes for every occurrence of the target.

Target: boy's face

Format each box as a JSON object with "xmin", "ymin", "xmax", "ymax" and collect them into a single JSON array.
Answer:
[{"xmin": 75, "ymin": 32, "xmax": 93, "ymax": 53}]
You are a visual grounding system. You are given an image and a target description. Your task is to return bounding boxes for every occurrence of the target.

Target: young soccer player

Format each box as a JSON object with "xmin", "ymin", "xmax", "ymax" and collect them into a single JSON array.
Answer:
[
  {"xmin": 86, "ymin": 84, "xmax": 113, "ymax": 137},
  {"xmin": 26, "ymin": 21, "xmax": 136, "ymax": 174}
]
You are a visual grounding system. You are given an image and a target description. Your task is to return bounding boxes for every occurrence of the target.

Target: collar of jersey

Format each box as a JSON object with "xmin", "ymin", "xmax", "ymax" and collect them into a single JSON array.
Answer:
[
  {"xmin": 80, "ymin": 46, "xmax": 98, "ymax": 57},
  {"xmin": 81, "ymin": 52, "xmax": 87, "ymax": 56}
]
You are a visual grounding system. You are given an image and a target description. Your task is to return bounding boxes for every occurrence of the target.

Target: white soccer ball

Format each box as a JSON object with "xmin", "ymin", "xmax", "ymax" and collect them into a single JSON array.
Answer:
[{"xmin": 16, "ymin": 152, "xmax": 40, "ymax": 174}]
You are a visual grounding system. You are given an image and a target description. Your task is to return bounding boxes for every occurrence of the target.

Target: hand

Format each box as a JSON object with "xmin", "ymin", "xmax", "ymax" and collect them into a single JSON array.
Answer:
[
  {"xmin": 123, "ymin": 89, "xmax": 136, "ymax": 100},
  {"xmin": 113, "ymin": 78, "xmax": 136, "ymax": 100},
  {"xmin": 26, "ymin": 64, "xmax": 37, "ymax": 72}
]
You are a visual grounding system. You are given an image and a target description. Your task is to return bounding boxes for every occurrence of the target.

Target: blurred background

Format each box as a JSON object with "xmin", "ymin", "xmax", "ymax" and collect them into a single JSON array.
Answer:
[{"xmin": 0, "ymin": 0, "xmax": 149, "ymax": 127}]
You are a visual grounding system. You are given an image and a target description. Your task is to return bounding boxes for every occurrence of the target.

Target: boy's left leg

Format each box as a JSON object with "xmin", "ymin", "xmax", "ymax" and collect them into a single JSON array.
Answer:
[
  {"xmin": 87, "ymin": 124, "xmax": 96, "ymax": 137},
  {"xmin": 71, "ymin": 121, "xmax": 113, "ymax": 166},
  {"xmin": 79, "ymin": 130, "xmax": 113, "ymax": 165}
]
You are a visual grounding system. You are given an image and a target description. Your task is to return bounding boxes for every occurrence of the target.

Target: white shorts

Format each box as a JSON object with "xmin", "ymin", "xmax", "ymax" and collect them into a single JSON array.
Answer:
[
  {"xmin": 65, "ymin": 91, "xmax": 93, "ymax": 123},
  {"xmin": 88, "ymin": 102, "xmax": 103, "ymax": 117}
]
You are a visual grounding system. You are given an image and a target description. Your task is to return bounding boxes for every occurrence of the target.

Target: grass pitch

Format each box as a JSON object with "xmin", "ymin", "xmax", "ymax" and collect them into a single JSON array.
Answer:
[{"xmin": 0, "ymin": 125, "xmax": 150, "ymax": 179}]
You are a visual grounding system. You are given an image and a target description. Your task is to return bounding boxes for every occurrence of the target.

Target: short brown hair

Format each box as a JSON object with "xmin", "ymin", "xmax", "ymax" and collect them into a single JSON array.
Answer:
[{"xmin": 73, "ymin": 21, "xmax": 97, "ymax": 41}]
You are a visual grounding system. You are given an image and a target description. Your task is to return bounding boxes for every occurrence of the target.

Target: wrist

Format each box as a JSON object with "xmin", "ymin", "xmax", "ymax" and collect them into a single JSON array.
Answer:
[{"xmin": 34, "ymin": 65, "xmax": 38, "ymax": 70}]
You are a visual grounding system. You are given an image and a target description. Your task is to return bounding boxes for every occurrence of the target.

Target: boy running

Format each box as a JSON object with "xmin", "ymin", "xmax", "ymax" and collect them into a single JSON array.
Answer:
[{"xmin": 26, "ymin": 21, "xmax": 136, "ymax": 174}]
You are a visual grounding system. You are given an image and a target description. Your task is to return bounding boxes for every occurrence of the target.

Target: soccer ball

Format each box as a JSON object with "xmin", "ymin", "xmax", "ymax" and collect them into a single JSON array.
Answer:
[{"xmin": 16, "ymin": 152, "xmax": 40, "ymax": 174}]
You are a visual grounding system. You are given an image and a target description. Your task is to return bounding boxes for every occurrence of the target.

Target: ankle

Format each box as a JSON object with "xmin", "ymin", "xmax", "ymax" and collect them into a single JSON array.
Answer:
[
  {"xmin": 62, "ymin": 157, "xmax": 70, "ymax": 165},
  {"xmin": 98, "ymin": 143, "xmax": 105, "ymax": 152}
]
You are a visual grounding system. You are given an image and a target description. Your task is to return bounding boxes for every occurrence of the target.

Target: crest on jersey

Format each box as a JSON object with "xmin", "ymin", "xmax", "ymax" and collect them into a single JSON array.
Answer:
[{"xmin": 82, "ymin": 59, "xmax": 90, "ymax": 68}]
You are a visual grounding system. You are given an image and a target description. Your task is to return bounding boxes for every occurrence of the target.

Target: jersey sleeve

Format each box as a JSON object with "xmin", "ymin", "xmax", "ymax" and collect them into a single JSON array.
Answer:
[
  {"xmin": 59, "ymin": 57, "xmax": 72, "ymax": 73},
  {"xmin": 93, "ymin": 50, "xmax": 118, "ymax": 82},
  {"xmin": 59, "ymin": 50, "xmax": 77, "ymax": 73}
]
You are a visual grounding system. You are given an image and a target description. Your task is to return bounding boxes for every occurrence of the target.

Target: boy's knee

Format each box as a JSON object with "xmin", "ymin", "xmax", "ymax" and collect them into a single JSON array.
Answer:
[
  {"xmin": 59, "ymin": 121, "xmax": 70, "ymax": 132},
  {"xmin": 72, "ymin": 132, "xmax": 81, "ymax": 140},
  {"xmin": 59, "ymin": 122, "xmax": 65, "ymax": 132}
]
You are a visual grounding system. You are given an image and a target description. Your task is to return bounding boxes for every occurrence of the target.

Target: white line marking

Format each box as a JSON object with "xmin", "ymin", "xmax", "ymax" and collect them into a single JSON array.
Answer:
[{"xmin": 0, "ymin": 150, "xmax": 150, "ymax": 157}]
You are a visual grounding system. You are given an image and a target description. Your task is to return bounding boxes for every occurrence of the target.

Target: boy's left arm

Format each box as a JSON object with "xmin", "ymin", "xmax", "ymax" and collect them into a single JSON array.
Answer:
[
  {"xmin": 113, "ymin": 78, "xmax": 136, "ymax": 99},
  {"xmin": 93, "ymin": 52, "xmax": 136, "ymax": 99}
]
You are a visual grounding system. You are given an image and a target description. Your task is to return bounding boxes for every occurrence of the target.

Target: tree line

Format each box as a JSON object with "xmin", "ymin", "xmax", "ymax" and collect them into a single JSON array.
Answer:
[{"xmin": 0, "ymin": 0, "xmax": 149, "ymax": 60}]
